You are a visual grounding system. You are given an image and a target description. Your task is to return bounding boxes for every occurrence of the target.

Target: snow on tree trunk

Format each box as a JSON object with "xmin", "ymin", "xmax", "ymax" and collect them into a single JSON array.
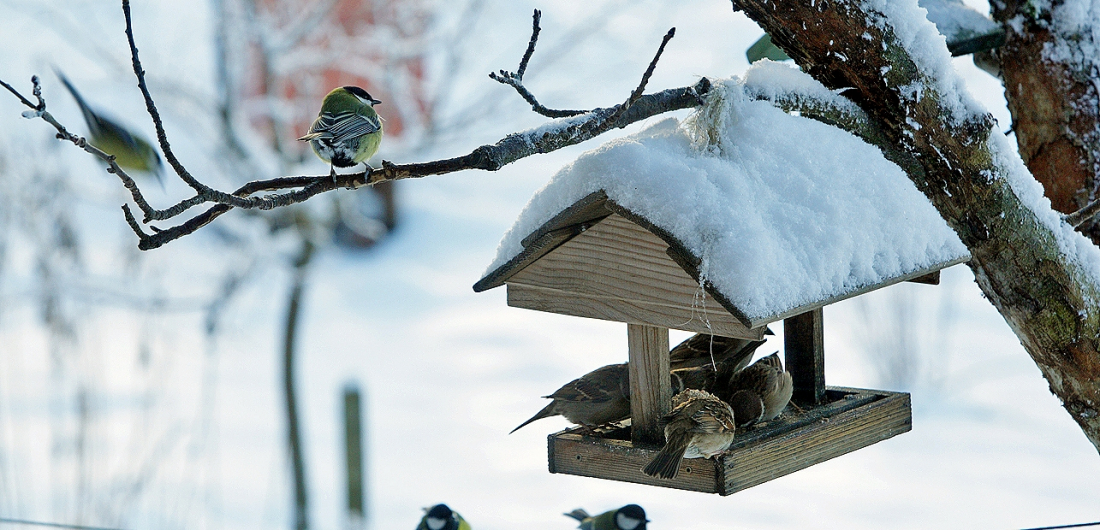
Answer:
[
  {"xmin": 992, "ymin": 0, "xmax": 1100, "ymax": 243},
  {"xmin": 732, "ymin": 0, "xmax": 1100, "ymax": 454}
]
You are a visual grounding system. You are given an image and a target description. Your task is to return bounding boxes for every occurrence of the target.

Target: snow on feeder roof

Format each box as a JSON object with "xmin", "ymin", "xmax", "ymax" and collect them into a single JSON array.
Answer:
[{"xmin": 475, "ymin": 74, "xmax": 969, "ymax": 330}]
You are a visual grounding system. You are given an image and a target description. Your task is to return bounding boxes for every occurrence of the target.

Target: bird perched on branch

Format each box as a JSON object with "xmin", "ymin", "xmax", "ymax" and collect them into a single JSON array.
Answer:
[
  {"xmin": 642, "ymin": 389, "xmax": 736, "ymax": 480},
  {"xmin": 416, "ymin": 504, "xmax": 470, "ymax": 530},
  {"xmin": 720, "ymin": 352, "xmax": 793, "ymax": 426},
  {"xmin": 298, "ymin": 86, "xmax": 383, "ymax": 179},
  {"xmin": 511, "ymin": 363, "xmax": 631, "ymax": 433},
  {"xmin": 564, "ymin": 504, "xmax": 648, "ymax": 530},
  {"xmin": 55, "ymin": 70, "xmax": 164, "ymax": 182}
]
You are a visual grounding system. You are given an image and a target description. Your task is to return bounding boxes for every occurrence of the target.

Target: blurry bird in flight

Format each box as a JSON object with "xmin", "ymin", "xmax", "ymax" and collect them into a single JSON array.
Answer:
[{"xmin": 55, "ymin": 69, "xmax": 164, "ymax": 185}]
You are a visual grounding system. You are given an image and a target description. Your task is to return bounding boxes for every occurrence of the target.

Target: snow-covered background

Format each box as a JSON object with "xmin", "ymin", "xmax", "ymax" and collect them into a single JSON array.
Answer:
[{"xmin": 0, "ymin": 1, "xmax": 1098, "ymax": 529}]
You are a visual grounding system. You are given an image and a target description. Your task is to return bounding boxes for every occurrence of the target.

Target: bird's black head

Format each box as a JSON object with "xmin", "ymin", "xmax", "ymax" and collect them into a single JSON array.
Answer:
[
  {"xmin": 424, "ymin": 504, "xmax": 456, "ymax": 530},
  {"xmin": 343, "ymin": 85, "xmax": 382, "ymax": 106},
  {"xmin": 616, "ymin": 504, "xmax": 648, "ymax": 530}
]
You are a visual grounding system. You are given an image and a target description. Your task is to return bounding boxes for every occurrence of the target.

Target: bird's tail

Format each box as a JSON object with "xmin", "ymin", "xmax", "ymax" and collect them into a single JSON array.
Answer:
[
  {"xmin": 563, "ymin": 509, "xmax": 590, "ymax": 522},
  {"xmin": 53, "ymin": 69, "xmax": 98, "ymax": 131},
  {"xmin": 509, "ymin": 402, "xmax": 556, "ymax": 434},
  {"xmin": 642, "ymin": 432, "xmax": 690, "ymax": 479},
  {"xmin": 297, "ymin": 131, "xmax": 329, "ymax": 141}
]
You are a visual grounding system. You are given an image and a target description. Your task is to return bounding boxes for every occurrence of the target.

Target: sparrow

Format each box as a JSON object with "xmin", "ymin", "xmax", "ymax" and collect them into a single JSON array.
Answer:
[
  {"xmin": 416, "ymin": 504, "xmax": 470, "ymax": 530},
  {"xmin": 564, "ymin": 504, "xmax": 648, "ymax": 530},
  {"xmin": 298, "ymin": 86, "xmax": 383, "ymax": 178},
  {"xmin": 668, "ymin": 331, "xmax": 769, "ymax": 371},
  {"xmin": 642, "ymin": 389, "xmax": 736, "ymax": 480},
  {"xmin": 510, "ymin": 363, "xmax": 630, "ymax": 433},
  {"xmin": 721, "ymin": 352, "xmax": 793, "ymax": 426},
  {"xmin": 513, "ymin": 362, "xmax": 697, "ymax": 434},
  {"xmin": 669, "ymin": 331, "xmax": 770, "ymax": 394},
  {"xmin": 55, "ymin": 70, "xmax": 164, "ymax": 182}
]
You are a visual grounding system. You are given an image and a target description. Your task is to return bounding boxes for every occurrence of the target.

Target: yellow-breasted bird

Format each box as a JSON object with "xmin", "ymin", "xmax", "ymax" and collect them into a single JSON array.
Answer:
[
  {"xmin": 416, "ymin": 504, "xmax": 470, "ymax": 530},
  {"xmin": 298, "ymin": 86, "xmax": 383, "ymax": 178},
  {"xmin": 55, "ymin": 70, "xmax": 164, "ymax": 183},
  {"xmin": 564, "ymin": 504, "xmax": 648, "ymax": 530}
]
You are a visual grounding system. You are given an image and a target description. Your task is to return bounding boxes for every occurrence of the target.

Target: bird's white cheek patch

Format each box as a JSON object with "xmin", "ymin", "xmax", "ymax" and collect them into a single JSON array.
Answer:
[
  {"xmin": 618, "ymin": 514, "xmax": 642, "ymax": 530},
  {"xmin": 426, "ymin": 517, "xmax": 446, "ymax": 530}
]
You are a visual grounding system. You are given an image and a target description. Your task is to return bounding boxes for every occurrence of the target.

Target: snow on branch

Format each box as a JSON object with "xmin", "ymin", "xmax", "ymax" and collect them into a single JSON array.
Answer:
[{"xmin": 0, "ymin": 2, "xmax": 703, "ymax": 250}]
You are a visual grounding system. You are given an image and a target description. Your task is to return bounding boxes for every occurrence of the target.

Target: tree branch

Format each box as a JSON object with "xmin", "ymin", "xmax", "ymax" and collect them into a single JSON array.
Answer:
[
  {"xmin": 488, "ymin": 9, "xmax": 587, "ymax": 118},
  {"xmin": 3, "ymin": 5, "xmax": 703, "ymax": 251}
]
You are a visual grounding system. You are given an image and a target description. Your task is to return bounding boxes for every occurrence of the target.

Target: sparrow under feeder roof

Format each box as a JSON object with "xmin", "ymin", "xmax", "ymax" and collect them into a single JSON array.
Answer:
[{"xmin": 474, "ymin": 78, "xmax": 970, "ymax": 495}]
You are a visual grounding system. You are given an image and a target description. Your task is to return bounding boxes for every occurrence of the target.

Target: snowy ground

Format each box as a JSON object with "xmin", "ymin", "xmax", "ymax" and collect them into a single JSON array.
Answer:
[{"xmin": 1, "ymin": 1, "xmax": 1099, "ymax": 529}]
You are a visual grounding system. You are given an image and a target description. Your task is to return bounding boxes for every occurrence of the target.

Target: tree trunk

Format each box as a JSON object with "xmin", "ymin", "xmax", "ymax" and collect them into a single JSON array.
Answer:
[
  {"xmin": 732, "ymin": 0, "xmax": 1100, "ymax": 453},
  {"xmin": 284, "ymin": 239, "xmax": 314, "ymax": 530},
  {"xmin": 991, "ymin": 0, "xmax": 1100, "ymax": 243}
]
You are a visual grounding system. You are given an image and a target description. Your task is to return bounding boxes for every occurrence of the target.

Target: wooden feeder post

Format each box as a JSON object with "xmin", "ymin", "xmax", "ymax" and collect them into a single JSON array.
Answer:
[
  {"xmin": 784, "ymin": 308, "xmax": 826, "ymax": 406},
  {"xmin": 627, "ymin": 324, "xmax": 671, "ymax": 445}
]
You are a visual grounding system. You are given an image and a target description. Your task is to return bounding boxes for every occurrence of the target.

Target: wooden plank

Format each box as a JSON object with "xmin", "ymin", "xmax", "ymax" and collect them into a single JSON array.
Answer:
[
  {"xmin": 520, "ymin": 191, "xmax": 611, "ymax": 248},
  {"xmin": 628, "ymin": 324, "xmax": 671, "ymax": 445},
  {"xmin": 718, "ymin": 390, "xmax": 911, "ymax": 494},
  {"xmin": 907, "ymin": 271, "xmax": 940, "ymax": 285},
  {"xmin": 784, "ymin": 308, "xmax": 826, "ymax": 406},
  {"xmin": 509, "ymin": 214, "xmax": 730, "ymax": 312},
  {"xmin": 475, "ymin": 192, "xmax": 611, "ymax": 292},
  {"xmin": 548, "ymin": 430, "xmax": 720, "ymax": 492},
  {"xmin": 506, "ymin": 282, "xmax": 766, "ymax": 339},
  {"xmin": 547, "ymin": 387, "xmax": 911, "ymax": 495}
]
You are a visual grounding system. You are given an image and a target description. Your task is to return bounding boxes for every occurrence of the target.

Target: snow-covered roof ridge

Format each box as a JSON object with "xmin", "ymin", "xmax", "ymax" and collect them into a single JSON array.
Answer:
[{"xmin": 477, "ymin": 72, "xmax": 970, "ymax": 326}]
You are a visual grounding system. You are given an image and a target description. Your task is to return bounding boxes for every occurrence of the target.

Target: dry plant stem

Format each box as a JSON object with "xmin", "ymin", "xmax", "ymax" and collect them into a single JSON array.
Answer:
[{"xmin": 732, "ymin": 0, "xmax": 1100, "ymax": 453}]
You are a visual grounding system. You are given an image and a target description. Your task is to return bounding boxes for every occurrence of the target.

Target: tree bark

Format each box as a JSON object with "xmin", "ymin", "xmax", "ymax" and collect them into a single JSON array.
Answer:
[
  {"xmin": 992, "ymin": 0, "xmax": 1100, "ymax": 243},
  {"xmin": 732, "ymin": 0, "xmax": 1100, "ymax": 453}
]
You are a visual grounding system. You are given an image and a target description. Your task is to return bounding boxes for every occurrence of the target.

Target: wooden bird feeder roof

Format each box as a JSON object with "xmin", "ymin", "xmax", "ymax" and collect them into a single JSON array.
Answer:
[{"xmin": 474, "ymin": 190, "xmax": 968, "ymax": 333}]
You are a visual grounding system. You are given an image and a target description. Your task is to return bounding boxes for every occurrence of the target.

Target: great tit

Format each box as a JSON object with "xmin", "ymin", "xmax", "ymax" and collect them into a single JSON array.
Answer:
[
  {"xmin": 416, "ymin": 504, "xmax": 470, "ymax": 530},
  {"xmin": 55, "ymin": 70, "xmax": 164, "ymax": 183},
  {"xmin": 298, "ymin": 86, "xmax": 383, "ymax": 178},
  {"xmin": 642, "ymin": 389, "xmax": 736, "ymax": 480},
  {"xmin": 564, "ymin": 504, "xmax": 648, "ymax": 530}
]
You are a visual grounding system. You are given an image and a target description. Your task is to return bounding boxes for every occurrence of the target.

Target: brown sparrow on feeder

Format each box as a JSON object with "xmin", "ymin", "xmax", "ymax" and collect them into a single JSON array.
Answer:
[
  {"xmin": 510, "ymin": 363, "xmax": 631, "ymax": 433},
  {"xmin": 642, "ymin": 389, "xmax": 736, "ymax": 479},
  {"xmin": 721, "ymin": 352, "xmax": 793, "ymax": 426}
]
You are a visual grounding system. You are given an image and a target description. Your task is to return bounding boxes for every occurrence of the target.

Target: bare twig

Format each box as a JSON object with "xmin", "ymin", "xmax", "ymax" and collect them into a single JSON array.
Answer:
[
  {"xmin": 3, "ymin": 5, "xmax": 701, "ymax": 250},
  {"xmin": 489, "ymin": 10, "xmax": 587, "ymax": 118},
  {"xmin": 587, "ymin": 27, "xmax": 676, "ymax": 135},
  {"xmin": 1, "ymin": 76, "xmax": 40, "ymax": 110},
  {"xmin": 1065, "ymin": 200, "xmax": 1100, "ymax": 228}
]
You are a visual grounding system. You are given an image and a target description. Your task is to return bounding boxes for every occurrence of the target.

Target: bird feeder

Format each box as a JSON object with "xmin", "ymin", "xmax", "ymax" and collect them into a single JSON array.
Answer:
[{"xmin": 474, "ymin": 97, "xmax": 971, "ymax": 494}]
